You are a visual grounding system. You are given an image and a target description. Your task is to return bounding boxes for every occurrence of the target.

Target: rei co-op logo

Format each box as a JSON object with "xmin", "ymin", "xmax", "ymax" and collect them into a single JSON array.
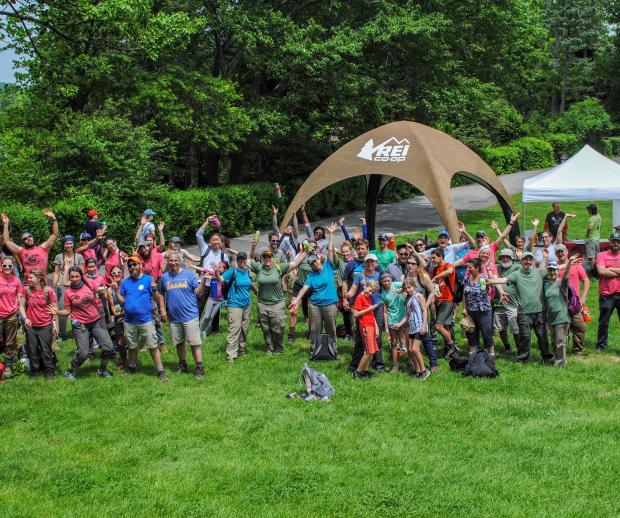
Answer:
[{"xmin": 357, "ymin": 137, "xmax": 410, "ymax": 163}]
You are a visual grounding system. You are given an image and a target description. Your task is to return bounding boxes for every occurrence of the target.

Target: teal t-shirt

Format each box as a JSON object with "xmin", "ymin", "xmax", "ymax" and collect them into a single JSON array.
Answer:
[
  {"xmin": 222, "ymin": 267, "xmax": 252, "ymax": 308},
  {"xmin": 304, "ymin": 259, "xmax": 338, "ymax": 307},
  {"xmin": 370, "ymin": 248, "xmax": 397, "ymax": 271},
  {"xmin": 380, "ymin": 282, "xmax": 405, "ymax": 325}
]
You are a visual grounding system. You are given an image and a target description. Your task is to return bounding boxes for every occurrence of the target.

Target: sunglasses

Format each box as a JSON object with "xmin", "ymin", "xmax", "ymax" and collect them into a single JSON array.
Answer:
[
  {"xmin": 407, "ymin": 261, "xmax": 418, "ymax": 265},
  {"xmin": 414, "ymin": 243, "xmax": 424, "ymax": 248},
  {"xmin": 128, "ymin": 263, "xmax": 141, "ymax": 268},
  {"xmin": 398, "ymin": 251, "xmax": 409, "ymax": 255},
  {"xmin": 2, "ymin": 264, "xmax": 13, "ymax": 269}
]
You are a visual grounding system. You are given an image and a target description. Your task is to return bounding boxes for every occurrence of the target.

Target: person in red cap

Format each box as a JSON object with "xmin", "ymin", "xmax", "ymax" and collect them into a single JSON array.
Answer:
[{"xmin": 85, "ymin": 210, "xmax": 103, "ymax": 239}]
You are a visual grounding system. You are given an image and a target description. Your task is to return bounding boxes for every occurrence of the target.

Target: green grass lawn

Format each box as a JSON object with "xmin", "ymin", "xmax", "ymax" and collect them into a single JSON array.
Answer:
[{"xmin": 2, "ymin": 195, "xmax": 620, "ymax": 517}]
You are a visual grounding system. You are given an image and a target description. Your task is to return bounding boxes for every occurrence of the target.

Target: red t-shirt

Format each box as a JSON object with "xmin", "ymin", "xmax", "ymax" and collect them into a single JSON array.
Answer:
[
  {"xmin": 64, "ymin": 283, "xmax": 100, "ymax": 324},
  {"xmin": 82, "ymin": 248, "xmax": 97, "ymax": 263},
  {"xmin": 104, "ymin": 249, "xmax": 126, "ymax": 286},
  {"xmin": 354, "ymin": 293, "xmax": 376, "ymax": 327},
  {"xmin": 597, "ymin": 251, "xmax": 620, "ymax": 296},
  {"xmin": 560, "ymin": 263, "xmax": 587, "ymax": 296},
  {"xmin": 84, "ymin": 274, "xmax": 107, "ymax": 308},
  {"xmin": 23, "ymin": 286, "xmax": 57, "ymax": 327},
  {"xmin": 462, "ymin": 242, "xmax": 498, "ymax": 264},
  {"xmin": 0, "ymin": 274, "xmax": 22, "ymax": 317},
  {"xmin": 432, "ymin": 262, "xmax": 456, "ymax": 302},
  {"xmin": 19, "ymin": 246, "xmax": 49, "ymax": 278},
  {"xmin": 141, "ymin": 250, "xmax": 164, "ymax": 280}
]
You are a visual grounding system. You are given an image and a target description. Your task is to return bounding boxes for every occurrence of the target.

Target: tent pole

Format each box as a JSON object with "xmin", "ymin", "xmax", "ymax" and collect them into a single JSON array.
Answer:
[{"xmin": 522, "ymin": 199, "xmax": 526, "ymax": 242}]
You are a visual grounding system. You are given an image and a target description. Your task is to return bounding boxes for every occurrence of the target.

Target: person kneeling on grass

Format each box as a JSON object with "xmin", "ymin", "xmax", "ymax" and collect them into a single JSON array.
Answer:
[
  {"xmin": 50, "ymin": 266, "xmax": 116, "ymax": 379},
  {"xmin": 403, "ymin": 279, "xmax": 430, "ymax": 380},
  {"xmin": 158, "ymin": 251, "xmax": 207, "ymax": 379},
  {"xmin": 111, "ymin": 256, "xmax": 167, "ymax": 381},
  {"xmin": 352, "ymin": 281, "xmax": 380, "ymax": 379},
  {"xmin": 379, "ymin": 272, "xmax": 407, "ymax": 373}
]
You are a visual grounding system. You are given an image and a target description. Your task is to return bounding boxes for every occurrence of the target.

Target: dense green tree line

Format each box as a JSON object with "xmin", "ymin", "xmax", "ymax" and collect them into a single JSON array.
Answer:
[{"xmin": 0, "ymin": 0, "xmax": 618, "ymax": 206}]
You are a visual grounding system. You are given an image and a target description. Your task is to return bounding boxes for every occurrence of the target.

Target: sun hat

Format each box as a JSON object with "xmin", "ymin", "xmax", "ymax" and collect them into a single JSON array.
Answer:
[
  {"xmin": 498, "ymin": 248, "xmax": 514, "ymax": 259},
  {"xmin": 521, "ymin": 251, "xmax": 535, "ymax": 259},
  {"xmin": 364, "ymin": 253, "xmax": 378, "ymax": 262},
  {"xmin": 170, "ymin": 236, "xmax": 181, "ymax": 243}
]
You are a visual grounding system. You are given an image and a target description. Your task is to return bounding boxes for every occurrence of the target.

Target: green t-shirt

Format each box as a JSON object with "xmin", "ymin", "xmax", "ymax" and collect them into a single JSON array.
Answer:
[
  {"xmin": 496, "ymin": 262, "xmax": 520, "ymax": 307},
  {"xmin": 543, "ymin": 278, "xmax": 569, "ymax": 325},
  {"xmin": 506, "ymin": 267, "xmax": 546, "ymax": 314},
  {"xmin": 370, "ymin": 248, "xmax": 397, "ymax": 271},
  {"xmin": 294, "ymin": 259, "xmax": 313, "ymax": 286},
  {"xmin": 380, "ymin": 282, "xmax": 405, "ymax": 325},
  {"xmin": 588, "ymin": 214, "xmax": 601, "ymax": 241},
  {"xmin": 251, "ymin": 261, "xmax": 290, "ymax": 304}
]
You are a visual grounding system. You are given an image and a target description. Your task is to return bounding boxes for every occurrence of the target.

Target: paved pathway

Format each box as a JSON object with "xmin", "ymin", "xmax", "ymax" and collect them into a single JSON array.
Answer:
[{"xmin": 188, "ymin": 170, "xmax": 541, "ymax": 254}]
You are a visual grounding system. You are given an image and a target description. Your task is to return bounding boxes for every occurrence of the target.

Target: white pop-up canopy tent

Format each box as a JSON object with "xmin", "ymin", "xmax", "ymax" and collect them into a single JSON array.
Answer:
[{"xmin": 522, "ymin": 144, "xmax": 620, "ymax": 226}]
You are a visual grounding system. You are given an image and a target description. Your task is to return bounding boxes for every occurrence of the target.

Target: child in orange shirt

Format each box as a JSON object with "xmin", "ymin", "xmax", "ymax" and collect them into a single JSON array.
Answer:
[{"xmin": 352, "ymin": 281, "xmax": 379, "ymax": 379}]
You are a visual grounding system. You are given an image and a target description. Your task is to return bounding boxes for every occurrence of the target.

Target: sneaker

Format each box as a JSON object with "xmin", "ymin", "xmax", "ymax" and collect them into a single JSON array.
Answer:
[
  {"xmin": 303, "ymin": 393, "xmax": 318, "ymax": 401},
  {"xmin": 227, "ymin": 357, "xmax": 235, "ymax": 363},
  {"xmin": 389, "ymin": 364, "xmax": 399, "ymax": 374},
  {"xmin": 175, "ymin": 362, "xmax": 189, "ymax": 374},
  {"xmin": 595, "ymin": 346, "xmax": 607, "ymax": 353},
  {"xmin": 419, "ymin": 370, "xmax": 431, "ymax": 380},
  {"xmin": 97, "ymin": 369, "xmax": 113, "ymax": 378},
  {"xmin": 157, "ymin": 370, "xmax": 168, "ymax": 382},
  {"xmin": 375, "ymin": 364, "xmax": 386, "ymax": 372},
  {"xmin": 30, "ymin": 372, "xmax": 38, "ymax": 380},
  {"xmin": 287, "ymin": 336, "xmax": 294, "ymax": 345},
  {"xmin": 362, "ymin": 370, "xmax": 374, "ymax": 378},
  {"xmin": 45, "ymin": 371, "xmax": 54, "ymax": 381},
  {"xmin": 195, "ymin": 365, "xmax": 204, "ymax": 380},
  {"xmin": 352, "ymin": 371, "xmax": 365, "ymax": 379},
  {"xmin": 64, "ymin": 370, "xmax": 77, "ymax": 380}
]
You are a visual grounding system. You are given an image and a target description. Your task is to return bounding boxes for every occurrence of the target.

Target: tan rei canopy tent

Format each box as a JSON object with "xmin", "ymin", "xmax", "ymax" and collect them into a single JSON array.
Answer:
[{"xmin": 280, "ymin": 121, "xmax": 518, "ymax": 247}]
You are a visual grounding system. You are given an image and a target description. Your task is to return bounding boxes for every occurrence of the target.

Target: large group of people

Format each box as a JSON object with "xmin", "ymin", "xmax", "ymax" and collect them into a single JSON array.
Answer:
[{"xmin": 0, "ymin": 200, "xmax": 616, "ymax": 382}]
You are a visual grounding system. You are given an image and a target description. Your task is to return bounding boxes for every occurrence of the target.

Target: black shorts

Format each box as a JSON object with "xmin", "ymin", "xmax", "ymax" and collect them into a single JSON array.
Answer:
[
  {"xmin": 408, "ymin": 332, "xmax": 423, "ymax": 341},
  {"xmin": 292, "ymin": 282, "xmax": 310, "ymax": 298}
]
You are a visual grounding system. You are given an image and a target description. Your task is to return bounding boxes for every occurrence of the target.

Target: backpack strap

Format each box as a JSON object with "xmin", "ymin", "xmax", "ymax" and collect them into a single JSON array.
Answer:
[
  {"xmin": 44, "ymin": 286, "xmax": 52, "ymax": 305},
  {"xmin": 200, "ymin": 246, "xmax": 212, "ymax": 269}
]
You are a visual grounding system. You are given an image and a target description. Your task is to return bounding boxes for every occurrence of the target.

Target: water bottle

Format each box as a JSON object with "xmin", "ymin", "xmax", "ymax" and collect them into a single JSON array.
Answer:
[
  {"xmin": 274, "ymin": 183, "xmax": 281, "ymax": 199},
  {"xmin": 479, "ymin": 277, "xmax": 487, "ymax": 292},
  {"xmin": 254, "ymin": 231, "xmax": 260, "ymax": 242},
  {"xmin": 582, "ymin": 305, "xmax": 592, "ymax": 323}
]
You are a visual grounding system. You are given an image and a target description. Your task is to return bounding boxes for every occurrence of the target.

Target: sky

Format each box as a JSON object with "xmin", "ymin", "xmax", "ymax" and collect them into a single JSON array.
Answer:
[{"xmin": 0, "ymin": 45, "xmax": 18, "ymax": 83}]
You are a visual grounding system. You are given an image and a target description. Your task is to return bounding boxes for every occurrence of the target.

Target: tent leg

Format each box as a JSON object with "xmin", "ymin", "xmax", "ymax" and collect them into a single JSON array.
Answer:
[
  {"xmin": 522, "ymin": 200, "xmax": 525, "ymax": 241},
  {"xmin": 365, "ymin": 175, "xmax": 381, "ymax": 250}
]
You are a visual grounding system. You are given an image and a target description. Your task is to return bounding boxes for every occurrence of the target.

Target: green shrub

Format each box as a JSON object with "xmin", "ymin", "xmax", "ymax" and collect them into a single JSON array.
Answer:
[
  {"xmin": 510, "ymin": 137, "xmax": 555, "ymax": 170},
  {"xmin": 543, "ymin": 133, "xmax": 581, "ymax": 161},
  {"xmin": 601, "ymin": 136, "xmax": 620, "ymax": 157},
  {"xmin": 549, "ymin": 98, "xmax": 613, "ymax": 145},
  {"xmin": 481, "ymin": 145, "xmax": 524, "ymax": 175}
]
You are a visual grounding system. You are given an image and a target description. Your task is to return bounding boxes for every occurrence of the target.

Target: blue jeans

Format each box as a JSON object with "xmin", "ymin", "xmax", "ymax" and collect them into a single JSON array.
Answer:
[{"xmin": 466, "ymin": 309, "xmax": 494, "ymax": 351}]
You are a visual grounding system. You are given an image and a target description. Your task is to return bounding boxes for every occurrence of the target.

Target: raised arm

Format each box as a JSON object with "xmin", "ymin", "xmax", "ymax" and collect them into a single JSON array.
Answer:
[
  {"xmin": 361, "ymin": 217, "xmax": 367, "ymax": 240},
  {"xmin": 529, "ymin": 219, "xmax": 539, "ymax": 248},
  {"xmin": 458, "ymin": 221, "xmax": 475, "ymax": 248},
  {"xmin": 1, "ymin": 213, "xmax": 23, "ymax": 255},
  {"xmin": 196, "ymin": 218, "xmax": 210, "ymax": 255},
  {"xmin": 300, "ymin": 204, "xmax": 312, "ymax": 238},
  {"xmin": 338, "ymin": 217, "xmax": 351, "ymax": 241},
  {"xmin": 492, "ymin": 212, "xmax": 519, "ymax": 248},
  {"xmin": 326, "ymin": 222, "xmax": 338, "ymax": 264},
  {"xmin": 289, "ymin": 251, "xmax": 307, "ymax": 270},
  {"xmin": 41, "ymin": 209, "xmax": 59, "ymax": 251},
  {"xmin": 157, "ymin": 221, "xmax": 166, "ymax": 252},
  {"xmin": 491, "ymin": 219, "xmax": 512, "ymax": 249},
  {"xmin": 135, "ymin": 216, "xmax": 146, "ymax": 246},
  {"xmin": 272, "ymin": 205, "xmax": 281, "ymax": 236},
  {"xmin": 555, "ymin": 214, "xmax": 574, "ymax": 245}
]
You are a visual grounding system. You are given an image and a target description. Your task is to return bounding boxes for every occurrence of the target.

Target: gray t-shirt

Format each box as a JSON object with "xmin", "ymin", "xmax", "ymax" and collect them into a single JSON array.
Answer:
[{"xmin": 54, "ymin": 253, "xmax": 85, "ymax": 286}]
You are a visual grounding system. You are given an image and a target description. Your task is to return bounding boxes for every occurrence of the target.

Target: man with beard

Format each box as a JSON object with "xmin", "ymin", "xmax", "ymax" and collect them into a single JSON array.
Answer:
[
  {"xmin": 112, "ymin": 256, "xmax": 167, "ymax": 381},
  {"xmin": 137, "ymin": 240, "xmax": 166, "ymax": 352},
  {"xmin": 595, "ymin": 232, "xmax": 620, "ymax": 352},
  {"xmin": 1, "ymin": 210, "xmax": 59, "ymax": 282}
]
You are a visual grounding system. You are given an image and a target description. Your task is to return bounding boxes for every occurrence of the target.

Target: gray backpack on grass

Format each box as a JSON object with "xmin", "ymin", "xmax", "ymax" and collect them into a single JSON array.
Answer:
[{"xmin": 301, "ymin": 363, "xmax": 335, "ymax": 398}]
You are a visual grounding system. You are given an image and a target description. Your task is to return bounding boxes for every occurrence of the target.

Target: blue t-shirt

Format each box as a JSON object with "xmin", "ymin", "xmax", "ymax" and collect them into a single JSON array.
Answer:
[
  {"xmin": 222, "ymin": 267, "xmax": 252, "ymax": 308},
  {"xmin": 120, "ymin": 274, "xmax": 154, "ymax": 324},
  {"xmin": 354, "ymin": 271, "xmax": 381, "ymax": 304},
  {"xmin": 159, "ymin": 269, "xmax": 200, "ymax": 323},
  {"xmin": 343, "ymin": 259, "xmax": 382, "ymax": 303},
  {"xmin": 304, "ymin": 259, "xmax": 338, "ymax": 307}
]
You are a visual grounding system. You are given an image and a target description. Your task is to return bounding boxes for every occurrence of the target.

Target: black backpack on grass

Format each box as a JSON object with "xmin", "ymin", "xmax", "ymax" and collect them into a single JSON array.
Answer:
[
  {"xmin": 310, "ymin": 334, "xmax": 339, "ymax": 361},
  {"xmin": 462, "ymin": 350, "xmax": 499, "ymax": 378}
]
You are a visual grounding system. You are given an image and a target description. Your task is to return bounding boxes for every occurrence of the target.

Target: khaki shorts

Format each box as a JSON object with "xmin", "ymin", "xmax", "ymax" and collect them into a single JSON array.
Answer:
[
  {"xmin": 124, "ymin": 321, "xmax": 158, "ymax": 350},
  {"xmin": 493, "ymin": 305, "xmax": 519, "ymax": 334},
  {"xmin": 170, "ymin": 318, "xmax": 202, "ymax": 347}
]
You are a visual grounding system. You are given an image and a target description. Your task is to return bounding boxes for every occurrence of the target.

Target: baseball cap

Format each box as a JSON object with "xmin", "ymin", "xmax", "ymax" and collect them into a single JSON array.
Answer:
[
  {"xmin": 143, "ymin": 209, "xmax": 156, "ymax": 216},
  {"xmin": 586, "ymin": 203, "xmax": 597, "ymax": 211},
  {"xmin": 378, "ymin": 233, "xmax": 389, "ymax": 241},
  {"xmin": 498, "ymin": 248, "xmax": 514, "ymax": 259},
  {"xmin": 307, "ymin": 254, "xmax": 320, "ymax": 264},
  {"xmin": 521, "ymin": 251, "xmax": 535, "ymax": 259},
  {"xmin": 610, "ymin": 232, "xmax": 620, "ymax": 242},
  {"xmin": 475, "ymin": 230, "xmax": 487, "ymax": 238},
  {"xmin": 21, "ymin": 232, "xmax": 33, "ymax": 240},
  {"xmin": 61, "ymin": 235, "xmax": 75, "ymax": 245},
  {"xmin": 170, "ymin": 236, "xmax": 181, "ymax": 243},
  {"xmin": 438, "ymin": 230, "xmax": 450, "ymax": 238},
  {"xmin": 364, "ymin": 253, "xmax": 378, "ymax": 262},
  {"xmin": 127, "ymin": 255, "xmax": 142, "ymax": 264},
  {"xmin": 547, "ymin": 261, "xmax": 560, "ymax": 270},
  {"xmin": 87, "ymin": 210, "xmax": 99, "ymax": 217},
  {"xmin": 261, "ymin": 249, "xmax": 273, "ymax": 257},
  {"xmin": 79, "ymin": 232, "xmax": 91, "ymax": 241},
  {"xmin": 237, "ymin": 251, "xmax": 248, "ymax": 260},
  {"xmin": 380, "ymin": 271, "xmax": 392, "ymax": 280},
  {"xmin": 138, "ymin": 239, "xmax": 149, "ymax": 248},
  {"xmin": 555, "ymin": 243, "xmax": 567, "ymax": 252}
]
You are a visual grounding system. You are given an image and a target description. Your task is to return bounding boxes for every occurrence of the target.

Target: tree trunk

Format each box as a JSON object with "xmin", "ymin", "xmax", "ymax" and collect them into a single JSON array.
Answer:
[
  {"xmin": 229, "ymin": 153, "xmax": 244, "ymax": 184},
  {"xmin": 185, "ymin": 142, "xmax": 199, "ymax": 188},
  {"xmin": 205, "ymin": 151, "xmax": 221, "ymax": 187},
  {"xmin": 559, "ymin": 59, "xmax": 569, "ymax": 114}
]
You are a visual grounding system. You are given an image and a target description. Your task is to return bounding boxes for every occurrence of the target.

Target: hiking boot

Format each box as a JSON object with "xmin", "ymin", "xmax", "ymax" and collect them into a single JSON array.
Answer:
[
  {"xmin": 157, "ymin": 370, "xmax": 168, "ymax": 382},
  {"xmin": 419, "ymin": 370, "xmax": 431, "ymax": 380},
  {"xmin": 45, "ymin": 371, "xmax": 54, "ymax": 381},
  {"xmin": 375, "ymin": 364, "xmax": 386, "ymax": 372},
  {"xmin": 352, "ymin": 371, "xmax": 365, "ymax": 379},
  {"xmin": 30, "ymin": 371, "xmax": 38, "ymax": 380},
  {"xmin": 389, "ymin": 363, "xmax": 399, "ymax": 374},
  {"xmin": 195, "ymin": 365, "xmax": 204, "ymax": 380},
  {"xmin": 124, "ymin": 365, "xmax": 138, "ymax": 375},
  {"xmin": 64, "ymin": 369, "xmax": 77, "ymax": 381},
  {"xmin": 175, "ymin": 361, "xmax": 189, "ymax": 374},
  {"xmin": 97, "ymin": 369, "xmax": 113, "ymax": 378}
]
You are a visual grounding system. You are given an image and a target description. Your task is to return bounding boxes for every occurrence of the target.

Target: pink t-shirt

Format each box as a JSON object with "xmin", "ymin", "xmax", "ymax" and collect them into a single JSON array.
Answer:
[
  {"xmin": 19, "ymin": 246, "xmax": 49, "ymax": 278},
  {"xmin": 597, "ymin": 251, "xmax": 620, "ymax": 296},
  {"xmin": 104, "ymin": 249, "xmax": 126, "ymax": 286},
  {"xmin": 82, "ymin": 248, "xmax": 97, "ymax": 263},
  {"xmin": 141, "ymin": 251, "xmax": 163, "ymax": 280},
  {"xmin": 84, "ymin": 274, "xmax": 107, "ymax": 309},
  {"xmin": 560, "ymin": 263, "xmax": 587, "ymax": 296},
  {"xmin": 0, "ymin": 274, "xmax": 22, "ymax": 317},
  {"xmin": 462, "ymin": 242, "xmax": 498, "ymax": 264},
  {"xmin": 23, "ymin": 286, "xmax": 57, "ymax": 327},
  {"xmin": 64, "ymin": 283, "xmax": 100, "ymax": 324}
]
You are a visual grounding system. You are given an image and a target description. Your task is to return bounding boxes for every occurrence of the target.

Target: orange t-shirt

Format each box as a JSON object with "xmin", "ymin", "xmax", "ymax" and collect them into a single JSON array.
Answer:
[{"xmin": 432, "ymin": 262, "xmax": 456, "ymax": 302}]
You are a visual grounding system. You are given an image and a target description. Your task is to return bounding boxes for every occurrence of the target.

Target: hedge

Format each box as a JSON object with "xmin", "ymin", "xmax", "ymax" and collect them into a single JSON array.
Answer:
[
  {"xmin": 480, "ymin": 145, "xmax": 523, "ymax": 175},
  {"xmin": 543, "ymin": 133, "xmax": 581, "ymax": 161},
  {"xmin": 510, "ymin": 136, "xmax": 555, "ymax": 170},
  {"xmin": 601, "ymin": 136, "xmax": 620, "ymax": 157}
]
